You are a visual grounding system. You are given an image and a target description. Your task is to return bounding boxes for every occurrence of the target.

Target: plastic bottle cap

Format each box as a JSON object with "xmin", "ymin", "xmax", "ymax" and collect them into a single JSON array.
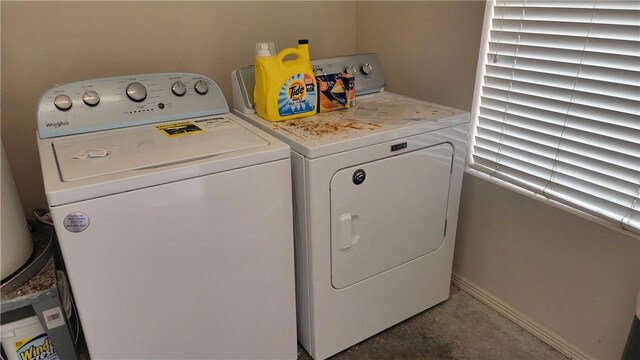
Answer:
[
  {"xmin": 256, "ymin": 42, "xmax": 275, "ymax": 57},
  {"xmin": 298, "ymin": 39, "xmax": 309, "ymax": 44}
]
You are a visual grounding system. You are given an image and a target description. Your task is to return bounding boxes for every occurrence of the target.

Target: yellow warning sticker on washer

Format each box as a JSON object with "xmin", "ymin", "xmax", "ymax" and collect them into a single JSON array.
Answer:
[{"xmin": 156, "ymin": 121, "xmax": 204, "ymax": 137}]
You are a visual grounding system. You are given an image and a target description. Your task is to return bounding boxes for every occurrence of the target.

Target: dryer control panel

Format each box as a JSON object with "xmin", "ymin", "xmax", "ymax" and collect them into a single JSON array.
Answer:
[
  {"xmin": 310, "ymin": 53, "xmax": 385, "ymax": 94},
  {"xmin": 37, "ymin": 73, "xmax": 228, "ymax": 138}
]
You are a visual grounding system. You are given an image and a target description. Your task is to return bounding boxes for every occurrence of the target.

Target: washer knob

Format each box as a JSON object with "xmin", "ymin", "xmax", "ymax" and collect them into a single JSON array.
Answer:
[
  {"xmin": 314, "ymin": 68, "xmax": 326, "ymax": 76},
  {"xmin": 82, "ymin": 91, "xmax": 100, "ymax": 106},
  {"xmin": 171, "ymin": 81, "xmax": 186, "ymax": 96},
  {"xmin": 345, "ymin": 66, "xmax": 357, "ymax": 76},
  {"xmin": 54, "ymin": 94, "xmax": 72, "ymax": 111},
  {"xmin": 194, "ymin": 80, "xmax": 209, "ymax": 95},
  {"xmin": 126, "ymin": 82, "xmax": 147, "ymax": 102},
  {"xmin": 361, "ymin": 63, "xmax": 373, "ymax": 75}
]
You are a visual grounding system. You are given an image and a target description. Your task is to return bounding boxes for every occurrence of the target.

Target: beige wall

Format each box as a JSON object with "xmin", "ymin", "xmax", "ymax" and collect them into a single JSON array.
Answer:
[
  {"xmin": 455, "ymin": 175, "xmax": 639, "ymax": 359},
  {"xmin": 355, "ymin": 1, "xmax": 485, "ymax": 111},
  {"xmin": 1, "ymin": 1, "xmax": 355, "ymax": 212}
]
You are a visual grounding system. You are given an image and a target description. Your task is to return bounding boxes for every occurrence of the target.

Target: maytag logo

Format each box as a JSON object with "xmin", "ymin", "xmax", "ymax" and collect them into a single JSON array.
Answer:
[{"xmin": 45, "ymin": 121, "xmax": 69, "ymax": 129}]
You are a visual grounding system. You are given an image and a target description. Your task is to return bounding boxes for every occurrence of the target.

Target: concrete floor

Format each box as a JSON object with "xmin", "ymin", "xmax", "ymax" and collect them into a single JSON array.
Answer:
[{"xmin": 297, "ymin": 285, "xmax": 568, "ymax": 360}]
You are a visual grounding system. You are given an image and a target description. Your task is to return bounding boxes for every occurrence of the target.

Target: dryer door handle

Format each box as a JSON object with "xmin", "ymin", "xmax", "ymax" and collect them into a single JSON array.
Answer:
[{"xmin": 338, "ymin": 213, "xmax": 360, "ymax": 250}]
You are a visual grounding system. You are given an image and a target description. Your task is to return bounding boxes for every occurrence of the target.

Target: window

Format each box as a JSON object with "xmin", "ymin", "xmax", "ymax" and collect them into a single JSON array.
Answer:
[{"xmin": 470, "ymin": 1, "xmax": 640, "ymax": 234}]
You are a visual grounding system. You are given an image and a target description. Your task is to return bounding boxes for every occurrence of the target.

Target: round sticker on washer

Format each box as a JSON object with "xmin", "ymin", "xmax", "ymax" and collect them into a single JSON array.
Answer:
[{"xmin": 63, "ymin": 212, "xmax": 90, "ymax": 232}]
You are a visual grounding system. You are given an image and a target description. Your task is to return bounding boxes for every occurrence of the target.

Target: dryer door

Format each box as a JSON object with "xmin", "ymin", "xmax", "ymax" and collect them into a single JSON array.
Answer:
[{"xmin": 330, "ymin": 143, "xmax": 453, "ymax": 289}]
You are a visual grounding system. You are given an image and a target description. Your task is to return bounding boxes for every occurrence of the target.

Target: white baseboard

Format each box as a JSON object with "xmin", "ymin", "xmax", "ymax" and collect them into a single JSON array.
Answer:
[{"xmin": 451, "ymin": 273, "xmax": 595, "ymax": 360}]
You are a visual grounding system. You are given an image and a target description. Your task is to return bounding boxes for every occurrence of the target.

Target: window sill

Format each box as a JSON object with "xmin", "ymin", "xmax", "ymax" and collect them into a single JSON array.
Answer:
[{"xmin": 464, "ymin": 166, "xmax": 640, "ymax": 241}]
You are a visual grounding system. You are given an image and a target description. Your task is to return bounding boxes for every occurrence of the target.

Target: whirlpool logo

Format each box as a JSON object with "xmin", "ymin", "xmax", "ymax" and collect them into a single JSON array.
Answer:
[{"xmin": 44, "ymin": 121, "xmax": 69, "ymax": 129}]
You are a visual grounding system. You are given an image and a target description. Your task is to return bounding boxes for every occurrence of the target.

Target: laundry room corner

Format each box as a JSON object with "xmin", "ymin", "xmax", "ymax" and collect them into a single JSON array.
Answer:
[
  {"xmin": 2, "ymin": 1, "xmax": 638, "ymax": 359},
  {"xmin": 354, "ymin": 2, "xmax": 639, "ymax": 359},
  {"xmin": 354, "ymin": 1, "xmax": 486, "ymax": 111}
]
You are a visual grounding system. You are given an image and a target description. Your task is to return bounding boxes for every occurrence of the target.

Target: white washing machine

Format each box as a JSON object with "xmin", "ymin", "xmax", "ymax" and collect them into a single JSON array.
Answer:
[
  {"xmin": 36, "ymin": 73, "xmax": 297, "ymax": 359},
  {"xmin": 232, "ymin": 54, "xmax": 469, "ymax": 359}
]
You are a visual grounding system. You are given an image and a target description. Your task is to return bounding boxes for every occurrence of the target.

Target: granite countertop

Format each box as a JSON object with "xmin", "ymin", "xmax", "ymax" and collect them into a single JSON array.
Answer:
[
  {"xmin": 1, "ymin": 227, "xmax": 57, "ymax": 304},
  {"xmin": 2, "ymin": 259, "xmax": 56, "ymax": 303}
]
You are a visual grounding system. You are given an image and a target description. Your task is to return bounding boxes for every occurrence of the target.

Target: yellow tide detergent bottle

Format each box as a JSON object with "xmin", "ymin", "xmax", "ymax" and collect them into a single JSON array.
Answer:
[{"xmin": 254, "ymin": 39, "xmax": 317, "ymax": 121}]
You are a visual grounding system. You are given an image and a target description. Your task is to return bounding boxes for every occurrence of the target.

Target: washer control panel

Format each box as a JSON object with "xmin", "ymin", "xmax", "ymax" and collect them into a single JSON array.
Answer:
[{"xmin": 37, "ymin": 73, "xmax": 228, "ymax": 138}]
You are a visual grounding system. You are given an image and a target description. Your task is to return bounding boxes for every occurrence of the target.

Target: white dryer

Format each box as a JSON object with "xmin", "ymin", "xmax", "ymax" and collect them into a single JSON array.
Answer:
[
  {"xmin": 232, "ymin": 54, "xmax": 469, "ymax": 359},
  {"xmin": 36, "ymin": 73, "xmax": 297, "ymax": 359}
]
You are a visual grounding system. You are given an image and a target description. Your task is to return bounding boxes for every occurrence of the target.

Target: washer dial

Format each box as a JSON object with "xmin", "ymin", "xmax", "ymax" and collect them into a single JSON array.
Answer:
[
  {"xmin": 194, "ymin": 80, "xmax": 209, "ymax": 95},
  {"xmin": 345, "ymin": 66, "xmax": 357, "ymax": 76},
  {"xmin": 126, "ymin": 82, "xmax": 147, "ymax": 102},
  {"xmin": 82, "ymin": 91, "xmax": 100, "ymax": 106},
  {"xmin": 54, "ymin": 94, "xmax": 72, "ymax": 110},
  {"xmin": 171, "ymin": 81, "xmax": 186, "ymax": 96}
]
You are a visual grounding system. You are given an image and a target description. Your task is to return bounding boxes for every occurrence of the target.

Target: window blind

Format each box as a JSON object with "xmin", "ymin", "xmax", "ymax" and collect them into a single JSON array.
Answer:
[{"xmin": 471, "ymin": 0, "xmax": 640, "ymax": 234}]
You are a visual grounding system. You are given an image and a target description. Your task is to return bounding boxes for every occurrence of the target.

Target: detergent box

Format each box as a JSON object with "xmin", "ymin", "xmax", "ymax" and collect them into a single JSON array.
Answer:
[{"xmin": 317, "ymin": 73, "xmax": 355, "ymax": 113}]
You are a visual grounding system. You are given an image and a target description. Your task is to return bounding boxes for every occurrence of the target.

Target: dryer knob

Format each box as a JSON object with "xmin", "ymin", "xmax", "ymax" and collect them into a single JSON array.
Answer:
[
  {"xmin": 82, "ymin": 91, "xmax": 100, "ymax": 106},
  {"xmin": 361, "ymin": 63, "xmax": 373, "ymax": 76},
  {"xmin": 54, "ymin": 94, "xmax": 72, "ymax": 111},
  {"xmin": 194, "ymin": 80, "xmax": 209, "ymax": 95},
  {"xmin": 345, "ymin": 66, "xmax": 357, "ymax": 76},
  {"xmin": 171, "ymin": 81, "xmax": 186, "ymax": 96},
  {"xmin": 126, "ymin": 82, "xmax": 147, "ymax": 102}
]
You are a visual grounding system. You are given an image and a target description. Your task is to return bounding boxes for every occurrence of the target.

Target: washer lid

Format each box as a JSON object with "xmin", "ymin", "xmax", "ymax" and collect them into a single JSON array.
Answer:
[{"xmin": 53, "ymin": 116, "xmax": 268, "ymax": 181}]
